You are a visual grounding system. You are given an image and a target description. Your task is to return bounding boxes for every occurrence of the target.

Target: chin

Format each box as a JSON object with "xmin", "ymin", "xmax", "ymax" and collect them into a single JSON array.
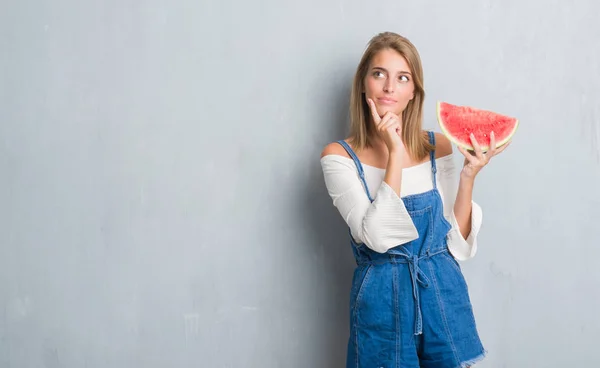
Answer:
[{"xmin": 379, "ymin": 106, "xmax": 404, "ymax": 116}]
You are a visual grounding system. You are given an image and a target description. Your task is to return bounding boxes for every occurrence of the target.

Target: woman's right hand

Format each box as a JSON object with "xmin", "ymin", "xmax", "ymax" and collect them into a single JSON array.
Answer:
[{"xmin": 367, "ymin": 98, "xmax": 404, "ymax": 153}]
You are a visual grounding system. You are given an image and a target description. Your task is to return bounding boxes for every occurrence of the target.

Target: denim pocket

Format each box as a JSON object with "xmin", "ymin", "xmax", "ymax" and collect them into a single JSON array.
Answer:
[
  {"xmin": 407, "ymin": 205, "xmax": 432, "ymax": 217},
  {"xmin": 350, "ymin": 265, "xmax": 373, "ymax": 313},
  {"xmin": 443, "ymin": 251, "xmax": 462, "ymax": 274}
]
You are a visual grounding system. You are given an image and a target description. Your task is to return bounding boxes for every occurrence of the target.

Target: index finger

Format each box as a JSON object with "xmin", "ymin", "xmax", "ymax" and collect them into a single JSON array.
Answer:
[
  {"xmin": 488, "ymin": 131, "xmax": 497, "ymax": 156},
  {"xmin": 367, "ymin": 98, "xmax": 381, "ymax": 124}
]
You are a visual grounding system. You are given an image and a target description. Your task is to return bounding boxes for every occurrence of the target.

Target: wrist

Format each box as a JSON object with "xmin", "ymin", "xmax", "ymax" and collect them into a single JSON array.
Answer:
[
  {"xmin": 389, "ymin": 145, "xmax": 406, "ymax": 157},
  {"xmin": 459, "ymin": 172, "xmax": 476, "ymax": 187},
  {"xmin": 386, "ymin": 148, "xmax": 406, "ymax": 170}
]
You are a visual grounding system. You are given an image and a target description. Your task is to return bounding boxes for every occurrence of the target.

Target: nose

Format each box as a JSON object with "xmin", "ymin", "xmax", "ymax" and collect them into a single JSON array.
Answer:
[{"xmin": 383, "ymin": 78, "xmax": 394, "ymax": 93}]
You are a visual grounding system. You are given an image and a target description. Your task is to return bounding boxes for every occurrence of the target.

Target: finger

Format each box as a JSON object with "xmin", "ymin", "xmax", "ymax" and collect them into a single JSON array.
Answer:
[
  {"xmin": 381, "ymin": 121, "xmax": 399, "ymax": 133},
  {"xmin": 459, "ymin": 144, "xmax": 477, "ymax": 157},
  {"xmin": 488, "ymin": 131, "xmax": 497, "ymax": 156},
  {"xmin": 387, "ymin": 119, "xmax": 402, "ymax": 136},
  {"xmin": 378, "ymin": 112, "xmax": 398, "ymax": 131},
  {"xmin": 381, "ymin": 115, "xmax": 400, "ymax": 130},
  {"xmin": 493, "ymin": 140, "xmax": 511, "ymax": 155},
  {"xmin": 457, "ymin": 145, "xmax": 478, "ymax": 164},
  {"xmin": 469, "ymin": 133, "xmax": 484, "ymax": 159},
  {"xmin": 367, "ymin": 98, "xmax": 381, "ymax": 124},
  {"xmin": 375, "ymin": 113, "xmax": 388, "ymax": 132}
]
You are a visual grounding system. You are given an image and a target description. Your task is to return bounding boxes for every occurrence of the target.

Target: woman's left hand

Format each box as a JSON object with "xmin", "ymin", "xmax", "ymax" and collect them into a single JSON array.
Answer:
[{"xmin": 457, "ymin": 131, "xmax": 511, "ymax": 180}]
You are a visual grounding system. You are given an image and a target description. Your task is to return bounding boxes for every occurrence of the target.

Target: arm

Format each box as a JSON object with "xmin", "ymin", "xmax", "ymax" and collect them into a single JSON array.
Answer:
[
  {"xmin": 367, "ymin": 97, "xmax": 406, "ymax": 198},
  {"xmin": 319, "ymin": 97, "xmax": 417, "ymax": 253},
  {"xmin": 436, "ymin": 153, "xmax": 483, "ymax": 261},
  {"xmin": 441, "ymin": 131, "xmax": 512, "ymax": 260},
  {"xmin": 434, "ymin": 133, "xmax": 483, "ymax": 260},
  {"xmin": 454, "ymin": 172, "xmax": 475, "ymax": 239},
  {"xmin": 320, "ymin": 147, "xmax": 419, "ymax": 254},
  {"xmin": 384, "ymin": 149, "xmax": 405, "ymax": 197}
]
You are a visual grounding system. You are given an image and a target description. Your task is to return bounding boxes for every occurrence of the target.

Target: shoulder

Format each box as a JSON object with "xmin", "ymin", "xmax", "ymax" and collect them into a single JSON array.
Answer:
[
  {"xmin": 320, "ymin": 140, "xmax": 351, "ymax": 159},
  {"xmin": 433, "ymin": 132, "xmax": 453, "ymax": 159},
  {"xmin": 320, "ymin": 141, "xmax": 363, "ymax": 191},
  {"xmin": 320, "ymin": 140, "xmax": 360, "ymax": 176}
]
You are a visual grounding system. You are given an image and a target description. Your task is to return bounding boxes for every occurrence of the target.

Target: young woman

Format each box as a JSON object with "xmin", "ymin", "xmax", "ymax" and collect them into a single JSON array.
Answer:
[{"xmin": 320, "ymin": 32, "xmax": 510, "ymax": 367}]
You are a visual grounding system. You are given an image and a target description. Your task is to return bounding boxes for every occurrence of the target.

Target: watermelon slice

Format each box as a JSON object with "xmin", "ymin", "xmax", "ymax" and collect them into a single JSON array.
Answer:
[{"xmin": 436, "ymin": 101, "xmax": 518, "ymax": 151}]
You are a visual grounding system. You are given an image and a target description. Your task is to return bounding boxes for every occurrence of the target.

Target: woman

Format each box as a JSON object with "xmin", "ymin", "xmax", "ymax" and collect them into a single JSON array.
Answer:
[{"xmin": 320, "ymin": 32, "xmax": 510, "ymax": 367}]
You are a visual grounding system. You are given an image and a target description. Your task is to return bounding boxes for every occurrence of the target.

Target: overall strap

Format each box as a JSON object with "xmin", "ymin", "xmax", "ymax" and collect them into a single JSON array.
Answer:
[
  {"xmin": 336, "ymin": 140, "xmax": 374, "ymax": 202},
  {"xmin": 427, "ymin": 131, "xmax": 437, "ymax": 189}
]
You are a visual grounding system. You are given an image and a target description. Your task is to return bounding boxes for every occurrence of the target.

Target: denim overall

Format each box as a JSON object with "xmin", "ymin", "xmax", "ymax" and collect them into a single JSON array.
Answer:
[{"xmin": 337, "ymin": 132, "xmax": 486, "ymax": 368}]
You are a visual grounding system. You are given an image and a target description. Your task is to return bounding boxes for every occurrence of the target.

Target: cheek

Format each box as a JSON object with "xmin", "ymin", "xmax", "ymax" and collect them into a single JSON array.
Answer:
[
  {"xmin": 398, "ymin": 85, "xmax": 415, "ymax": 101},
  {"xmin": 364, "ymin": 79, "xmax": 378, "ymax": 94},
  {"xmin": 397, "ymin": 89, "xmax": 414, "ymax": 111}
]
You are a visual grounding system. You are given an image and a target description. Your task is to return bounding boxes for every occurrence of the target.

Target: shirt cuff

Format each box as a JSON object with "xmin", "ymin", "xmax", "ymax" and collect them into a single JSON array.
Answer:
[
  {"xmin": 359, "ymin": 181, "xmax": 419, "ymax": 253},
  {"xmin": 447, "ymin": 200, "xmax": 482, "ymax": 261}
]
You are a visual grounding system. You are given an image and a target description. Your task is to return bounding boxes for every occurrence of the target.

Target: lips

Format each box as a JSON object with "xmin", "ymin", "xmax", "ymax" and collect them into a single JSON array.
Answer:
[{"xmin": 377, "ymin": 97, "xmax": 398, "ymax": 105}]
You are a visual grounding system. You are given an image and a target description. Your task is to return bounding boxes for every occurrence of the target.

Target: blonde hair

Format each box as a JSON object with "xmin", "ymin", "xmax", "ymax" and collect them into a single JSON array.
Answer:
[{"xmin": 348, "ymin": 32, "xmax": 433, "ymax": 160}]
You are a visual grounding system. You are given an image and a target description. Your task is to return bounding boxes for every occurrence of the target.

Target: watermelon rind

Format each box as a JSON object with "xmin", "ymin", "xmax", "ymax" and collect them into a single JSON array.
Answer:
[{"xmin": 436, "ymin": 101, "xmax": 518, "ymax": 152}]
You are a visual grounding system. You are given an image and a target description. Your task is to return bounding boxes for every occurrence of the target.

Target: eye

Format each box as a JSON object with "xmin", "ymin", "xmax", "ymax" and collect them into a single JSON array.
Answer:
[
  {"xmin": 373, "ymin": 71, "xmax": 385, "ymax": 78},
  {"xmin": 399, "ymin": 75, "xmax": 410, "ymax": 82}
]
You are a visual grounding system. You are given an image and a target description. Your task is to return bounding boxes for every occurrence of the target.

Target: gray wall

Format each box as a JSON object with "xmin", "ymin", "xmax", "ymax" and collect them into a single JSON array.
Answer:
[{"xmin": 1, "ymin": 0, "xmax": 599, "ymax": 367}]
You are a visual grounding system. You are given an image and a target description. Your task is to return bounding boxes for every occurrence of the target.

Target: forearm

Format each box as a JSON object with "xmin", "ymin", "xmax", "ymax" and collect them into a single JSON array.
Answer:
[
  {"xmin": 320, "ymin": 154, "xmax": 419, "ymax": 254},
  {"xmin": 383, "ymin": 149, "xmax": 406, "ymax": 197},
  {"xmin": 453, "ymin": 173, "xmax": 475, "ymax": 239}
]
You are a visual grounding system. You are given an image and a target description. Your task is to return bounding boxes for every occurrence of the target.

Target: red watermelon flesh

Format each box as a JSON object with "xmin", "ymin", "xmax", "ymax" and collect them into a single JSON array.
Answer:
[{"xmin": 436, "ymin": 101, "xmax": 518, "ymax": 151}]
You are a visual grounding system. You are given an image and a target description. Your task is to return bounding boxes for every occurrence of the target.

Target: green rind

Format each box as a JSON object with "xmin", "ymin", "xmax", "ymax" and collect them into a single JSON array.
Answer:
[{"xmin": 436, "ymin": 101, "xmax": 519, "ymax": 152}]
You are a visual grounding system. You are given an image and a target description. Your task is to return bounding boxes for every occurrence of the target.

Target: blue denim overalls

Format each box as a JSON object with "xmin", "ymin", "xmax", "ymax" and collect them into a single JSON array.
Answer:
[{"xmin": 336, "ymin": 132, "xmax": 486, "ymax": 368}]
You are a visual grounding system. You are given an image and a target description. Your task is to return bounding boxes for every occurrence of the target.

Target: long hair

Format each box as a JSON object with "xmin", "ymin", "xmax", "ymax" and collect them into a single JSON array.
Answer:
[{"xmin": 348, "ymin": 32, "xmax": 433, "ymax": 160}]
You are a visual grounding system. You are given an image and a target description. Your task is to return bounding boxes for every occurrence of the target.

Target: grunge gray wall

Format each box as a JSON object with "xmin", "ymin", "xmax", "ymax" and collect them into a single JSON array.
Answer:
[{"xmin": 1, "ymin": 0, "xmax": 599, "ymax": 366}]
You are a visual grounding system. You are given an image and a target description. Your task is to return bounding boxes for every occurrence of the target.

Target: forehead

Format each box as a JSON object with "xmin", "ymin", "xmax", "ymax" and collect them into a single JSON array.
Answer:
[{"xmin": 369, "ymin": 48, "xmax": 411, "ymax": 72}]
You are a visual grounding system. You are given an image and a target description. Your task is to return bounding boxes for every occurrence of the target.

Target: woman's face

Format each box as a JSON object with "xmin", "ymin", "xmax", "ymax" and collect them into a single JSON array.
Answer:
[{"xmin": 363, "ymin": 48, "xmax": 415, "ymax": 118}]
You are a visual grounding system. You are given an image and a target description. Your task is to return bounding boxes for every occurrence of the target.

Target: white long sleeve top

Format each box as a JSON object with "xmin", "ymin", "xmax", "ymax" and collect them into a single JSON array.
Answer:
[{"xmin": 320, "ymin": 153, "xmax": 482, "ymax": 261}]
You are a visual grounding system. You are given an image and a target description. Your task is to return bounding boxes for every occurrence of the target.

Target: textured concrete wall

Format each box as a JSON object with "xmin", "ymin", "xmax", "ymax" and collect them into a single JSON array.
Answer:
[{"xmin": 1, "ymin": 0, "xmax": 599, "ymax": 366}]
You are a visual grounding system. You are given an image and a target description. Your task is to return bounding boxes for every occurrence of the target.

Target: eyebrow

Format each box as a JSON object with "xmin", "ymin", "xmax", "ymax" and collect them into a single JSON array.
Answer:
[{"xmin": 372, "ymin": 66, "xmax": 412, "ymax": 75}]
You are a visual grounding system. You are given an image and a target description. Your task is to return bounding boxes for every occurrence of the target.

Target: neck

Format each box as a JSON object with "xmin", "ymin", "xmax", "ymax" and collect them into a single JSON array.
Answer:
[{"xmin": 369, "ymin": 134, "xmax": 392, "ymax": 155}]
